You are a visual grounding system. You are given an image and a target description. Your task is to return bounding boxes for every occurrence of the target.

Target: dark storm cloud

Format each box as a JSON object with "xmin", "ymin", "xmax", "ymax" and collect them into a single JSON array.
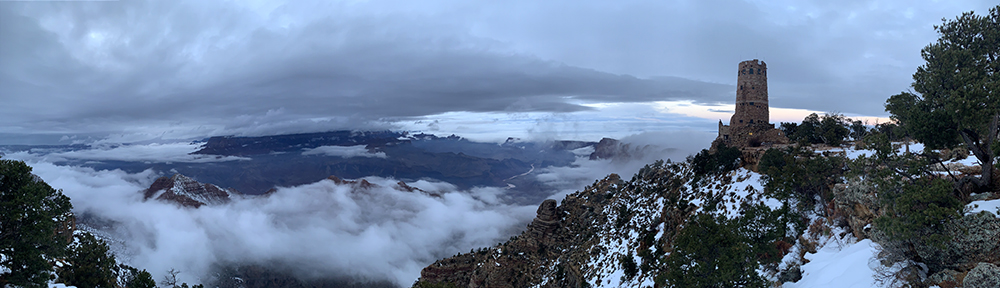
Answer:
[
  {"xmin": 460, "ymin": 0, "xmax": 997, "ymax": 115},
  {"xmin": 1, "ymin": 0, "xmax": 996, "ymax": 142},
  {"xmin": 0, "ymin": 0, "xmax": 729, "ymax": 142}
]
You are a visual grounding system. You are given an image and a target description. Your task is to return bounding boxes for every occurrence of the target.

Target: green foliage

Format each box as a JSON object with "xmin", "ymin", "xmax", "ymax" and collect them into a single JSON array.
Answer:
[
  {"xmin": 761, "ymin": 148, "xmax": 845, "ymax": 208},
  {"xmin": 848, "ymin": 131, "xmax": 969, "ymax": 280},
  {"xmin": 873, "ymin": 122, "xmax": 908, "ymax": 142},
  {"xmin": 128, "ymin": 269, "xmax": 157, "ymax": 288},
  {"xmin": 886, "ymin": 5, "xmax": 1000, "ymax": 189},
  {"xmin": 113, "ymin": 264, "xmax": 156, "ymax": 288},
  {"xmin": 788, "ymin": 113, "xmax": 852, "ymax": 146},
  {"xmin": 885, "ymin": 92, "xmax": 962, "ymax": 149},
  {"xmin": 661, "ymin": 213, "xmax": 769, "ymax": 288},
  {"xmin": 59, "ymin": 233, "xmax": 117, "ymax": 288},
  {"xmin": 849, "ymin": 120, "xmax": 868, "ymax": 141},
  {"xmin": 792, "ymin": 113, "xmax": 822, "ymax": 144},
  {"xmin": 758, "ymin": 148, "xmax": 787, "ymax": 173},
  {"xmin": 688, "ymin": 143, "xmax": 742, "ymax": 178},
  {"xmin": 779, "ymin": 122, "xmax": 798, "ymax": 138},
  {"xmin": 819, "ymin": 114, "xmax": 851, "ymax": 146},
  {"xmin": 874, "ymin": 178, "xmax": 963, "ymax": 249},
  {"xmin": 0, "ymin": 159, "xmax": 74, "ymax": 287},
  {"xmin": 620, "ymin": 253, "xmax": 638, "ymax": 280},
  {"xmin": 735, "ymin": 203, "xmax": 793, "ymax": 264}
]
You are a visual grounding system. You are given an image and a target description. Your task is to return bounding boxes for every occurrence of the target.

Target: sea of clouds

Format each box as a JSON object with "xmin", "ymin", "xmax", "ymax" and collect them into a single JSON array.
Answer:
[{"xmin": 4, "ymin": 130, "xmax": 714, "ymax": 286}]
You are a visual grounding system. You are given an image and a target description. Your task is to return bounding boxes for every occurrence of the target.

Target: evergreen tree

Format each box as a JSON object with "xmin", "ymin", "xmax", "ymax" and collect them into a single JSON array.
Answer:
[
  {"xmin": 59, "ymin": 232, "xmax": 117, "ymax": 288},
  {"xmin": 661, "ymin": 213, "xmax": 768, "ymax": 288},
  {"xmin": 779, "ymin": 122, "xmax": 798, "ymax": 139},
  {"xmin": 818, "ymin": 113, "xmax": 850, "ymax": 146},
  {"xmin": 127, "ymin": 269, "xmax": 157, "ymax": 288},
  {"xmin": 789, "ymin": 113, "xmax": 851, "ymax": 146},
  {"xmin": 885, "ymin": 5, "xmax": 1000, "ymax": 190},
  {"xmin": 0, "ymin": 158, "xmax": 74, "ymax": 287}
]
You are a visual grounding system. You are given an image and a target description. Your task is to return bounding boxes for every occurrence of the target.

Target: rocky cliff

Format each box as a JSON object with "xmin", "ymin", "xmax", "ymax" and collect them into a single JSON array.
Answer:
[
  {"xmin": 415, "ymin": 160, "xmax": 787, "ymax": 287},
  {"xmin": 143, "ymin": 174, "xmax": 241, "ymax": 208},
  {"xmin": 414, "ymin": 144, "xmax": 1000, "ymax": 288}
]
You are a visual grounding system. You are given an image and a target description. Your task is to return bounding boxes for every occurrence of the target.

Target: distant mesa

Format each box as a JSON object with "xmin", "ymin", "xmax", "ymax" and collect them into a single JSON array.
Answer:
[
  {"xmin": 714, "ymin": 59, "xmax": 789, "ymax": 149},
  {"xmin": 143, "ymin": 174, "xmax": 241, "ymax": 208},
  {"xmin": 143, "ymin": 173, "xmax": 437, "ymax": 208}
]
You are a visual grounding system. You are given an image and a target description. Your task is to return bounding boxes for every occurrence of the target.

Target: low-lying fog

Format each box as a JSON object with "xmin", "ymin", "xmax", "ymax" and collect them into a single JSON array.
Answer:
[{"xmin": 5, "ymin": 131, "xmax": 712, "ymax": 286}]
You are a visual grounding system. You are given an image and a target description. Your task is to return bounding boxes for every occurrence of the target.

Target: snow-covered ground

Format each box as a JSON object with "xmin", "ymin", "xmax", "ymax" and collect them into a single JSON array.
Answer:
[
  {"xmin": 785, "ymin": 237, "xmax": 881, "ymax": 288},
  {"xmin": 967, "ymin": 199, "xmax": 1000, "ymax": 216},
  {"xmin": 834, "ymin": 141, "xmax": 982, "ymax": 167}
]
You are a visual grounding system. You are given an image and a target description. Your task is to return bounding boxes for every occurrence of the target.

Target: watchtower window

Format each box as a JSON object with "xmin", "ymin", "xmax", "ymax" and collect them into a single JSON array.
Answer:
[
  {"xmin": 749, "ymin": 69, "xmax": 753, "ymax": 75},
  {"xmin": 739, "ymin": 120, "xmax": 743, "ymax": 123},
  {"xmin": 749, "ymin": 102, "xmax": 754, "ymax": 106}
]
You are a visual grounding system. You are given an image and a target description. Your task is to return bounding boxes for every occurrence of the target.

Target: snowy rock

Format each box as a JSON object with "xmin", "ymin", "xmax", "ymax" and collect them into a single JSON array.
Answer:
[
  {"xmin": 143, "ymin": 174, "xmax": 241, "ymax": 208},
  {"xmin": 963, "ymin": 262, "xmax": 1000, "ymax": 288}
]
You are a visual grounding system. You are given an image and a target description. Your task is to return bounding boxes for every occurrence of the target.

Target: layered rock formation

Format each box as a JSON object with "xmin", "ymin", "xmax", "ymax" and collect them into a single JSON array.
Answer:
[{"xmin": 143, "ymin": 174, "xmax": 241, "ymax": 208}]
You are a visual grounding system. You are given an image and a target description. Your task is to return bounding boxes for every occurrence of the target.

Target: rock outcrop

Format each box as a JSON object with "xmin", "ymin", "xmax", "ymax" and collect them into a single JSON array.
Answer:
[
  {"xmin": 832, "ymin": 180, "xmax": 879, "ymax": 239},
  {"xmin": 915, "ymin": 212, "xmax": 1000, "ymax": 272},
  {"xmin": 414, "ymin": 161, "xmax": 775, "ymax": 288},
  {"xmin": 418, "ymin": 177, "xmax": 620, "ymax": 288},
  {"xmin": 143, "ymin": 174, "xmax": 241, "ymax": 208},
  {"xmin": 963, "ymin": 262, "xmax": 1000, "ymax": 288}
]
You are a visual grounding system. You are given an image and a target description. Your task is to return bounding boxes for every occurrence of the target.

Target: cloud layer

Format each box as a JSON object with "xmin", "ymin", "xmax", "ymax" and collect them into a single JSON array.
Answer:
[
  {"xmin": 3, "ymin": 0, "xmax": 995, "ymax": 143},
  {"xmin": 302, "ymin": 145, "xmax": 388, "ymax": 158},
  {"xmin": 25, "ymin": 160, "xmax": 535, "ymax": 286},
  {"xmin": 5, "ymin": 128, "xmax": 712, "ymax": 286},
  {"xmin": 7, "ymin": 142, "xmax": 248, "ymax": 163}
]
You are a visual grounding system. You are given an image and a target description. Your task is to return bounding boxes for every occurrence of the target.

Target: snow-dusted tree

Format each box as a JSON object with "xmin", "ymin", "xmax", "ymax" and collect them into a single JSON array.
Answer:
[
  {"xmin": 0, "ymin": 158, "xmax": 73, "ymax": 287},
  {"xmin": 59, "ymin": 232, "xmax": 117, "ymax": 288}
]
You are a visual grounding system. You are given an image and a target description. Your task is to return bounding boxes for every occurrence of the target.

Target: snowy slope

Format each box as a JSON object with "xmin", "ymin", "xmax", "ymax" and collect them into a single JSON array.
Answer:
[{"xmin": 785, "ymin": 237, "xmax": 880, "ymax": 288}]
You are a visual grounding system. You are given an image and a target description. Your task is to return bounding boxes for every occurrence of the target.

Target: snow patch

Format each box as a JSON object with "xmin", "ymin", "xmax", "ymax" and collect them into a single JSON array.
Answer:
[
  {"xmin": 784, "ymin": 238, "xmax": 880, "ymax": 288},
  {"xmin": 966, "ymin": 199, "xmax": 1000, "ymax": 217}
]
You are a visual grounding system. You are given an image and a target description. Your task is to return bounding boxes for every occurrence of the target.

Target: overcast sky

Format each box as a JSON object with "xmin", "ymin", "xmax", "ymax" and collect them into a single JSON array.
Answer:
[{"xmin": 1, "ymin": 0, "xmax": 996, "ymax": 144}]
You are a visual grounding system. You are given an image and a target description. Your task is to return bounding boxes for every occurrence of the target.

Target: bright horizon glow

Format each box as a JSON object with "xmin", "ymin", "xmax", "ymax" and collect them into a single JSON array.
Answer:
[{"xmin": 652, "ymin": 101, "xmax": 893, "ymax": 126}]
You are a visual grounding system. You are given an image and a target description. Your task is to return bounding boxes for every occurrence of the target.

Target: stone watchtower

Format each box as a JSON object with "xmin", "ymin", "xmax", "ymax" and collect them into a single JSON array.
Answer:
[
  {"xmin": 715, "ymin": 59, "xmax": 788, "ymax": 148},
  {"xmin": 731, "ymin": 60, "xmax": 769, "ymax": 126}
]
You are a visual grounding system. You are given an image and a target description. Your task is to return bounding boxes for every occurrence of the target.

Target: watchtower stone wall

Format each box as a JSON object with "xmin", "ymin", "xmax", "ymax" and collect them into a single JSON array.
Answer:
[
  {"xmin": 731, "ymin": 60, "xmax": 769, "ymax": 126},
  {"xmin": 715, "ymin": 59, "xmax": 788, "ymax": 150}
]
